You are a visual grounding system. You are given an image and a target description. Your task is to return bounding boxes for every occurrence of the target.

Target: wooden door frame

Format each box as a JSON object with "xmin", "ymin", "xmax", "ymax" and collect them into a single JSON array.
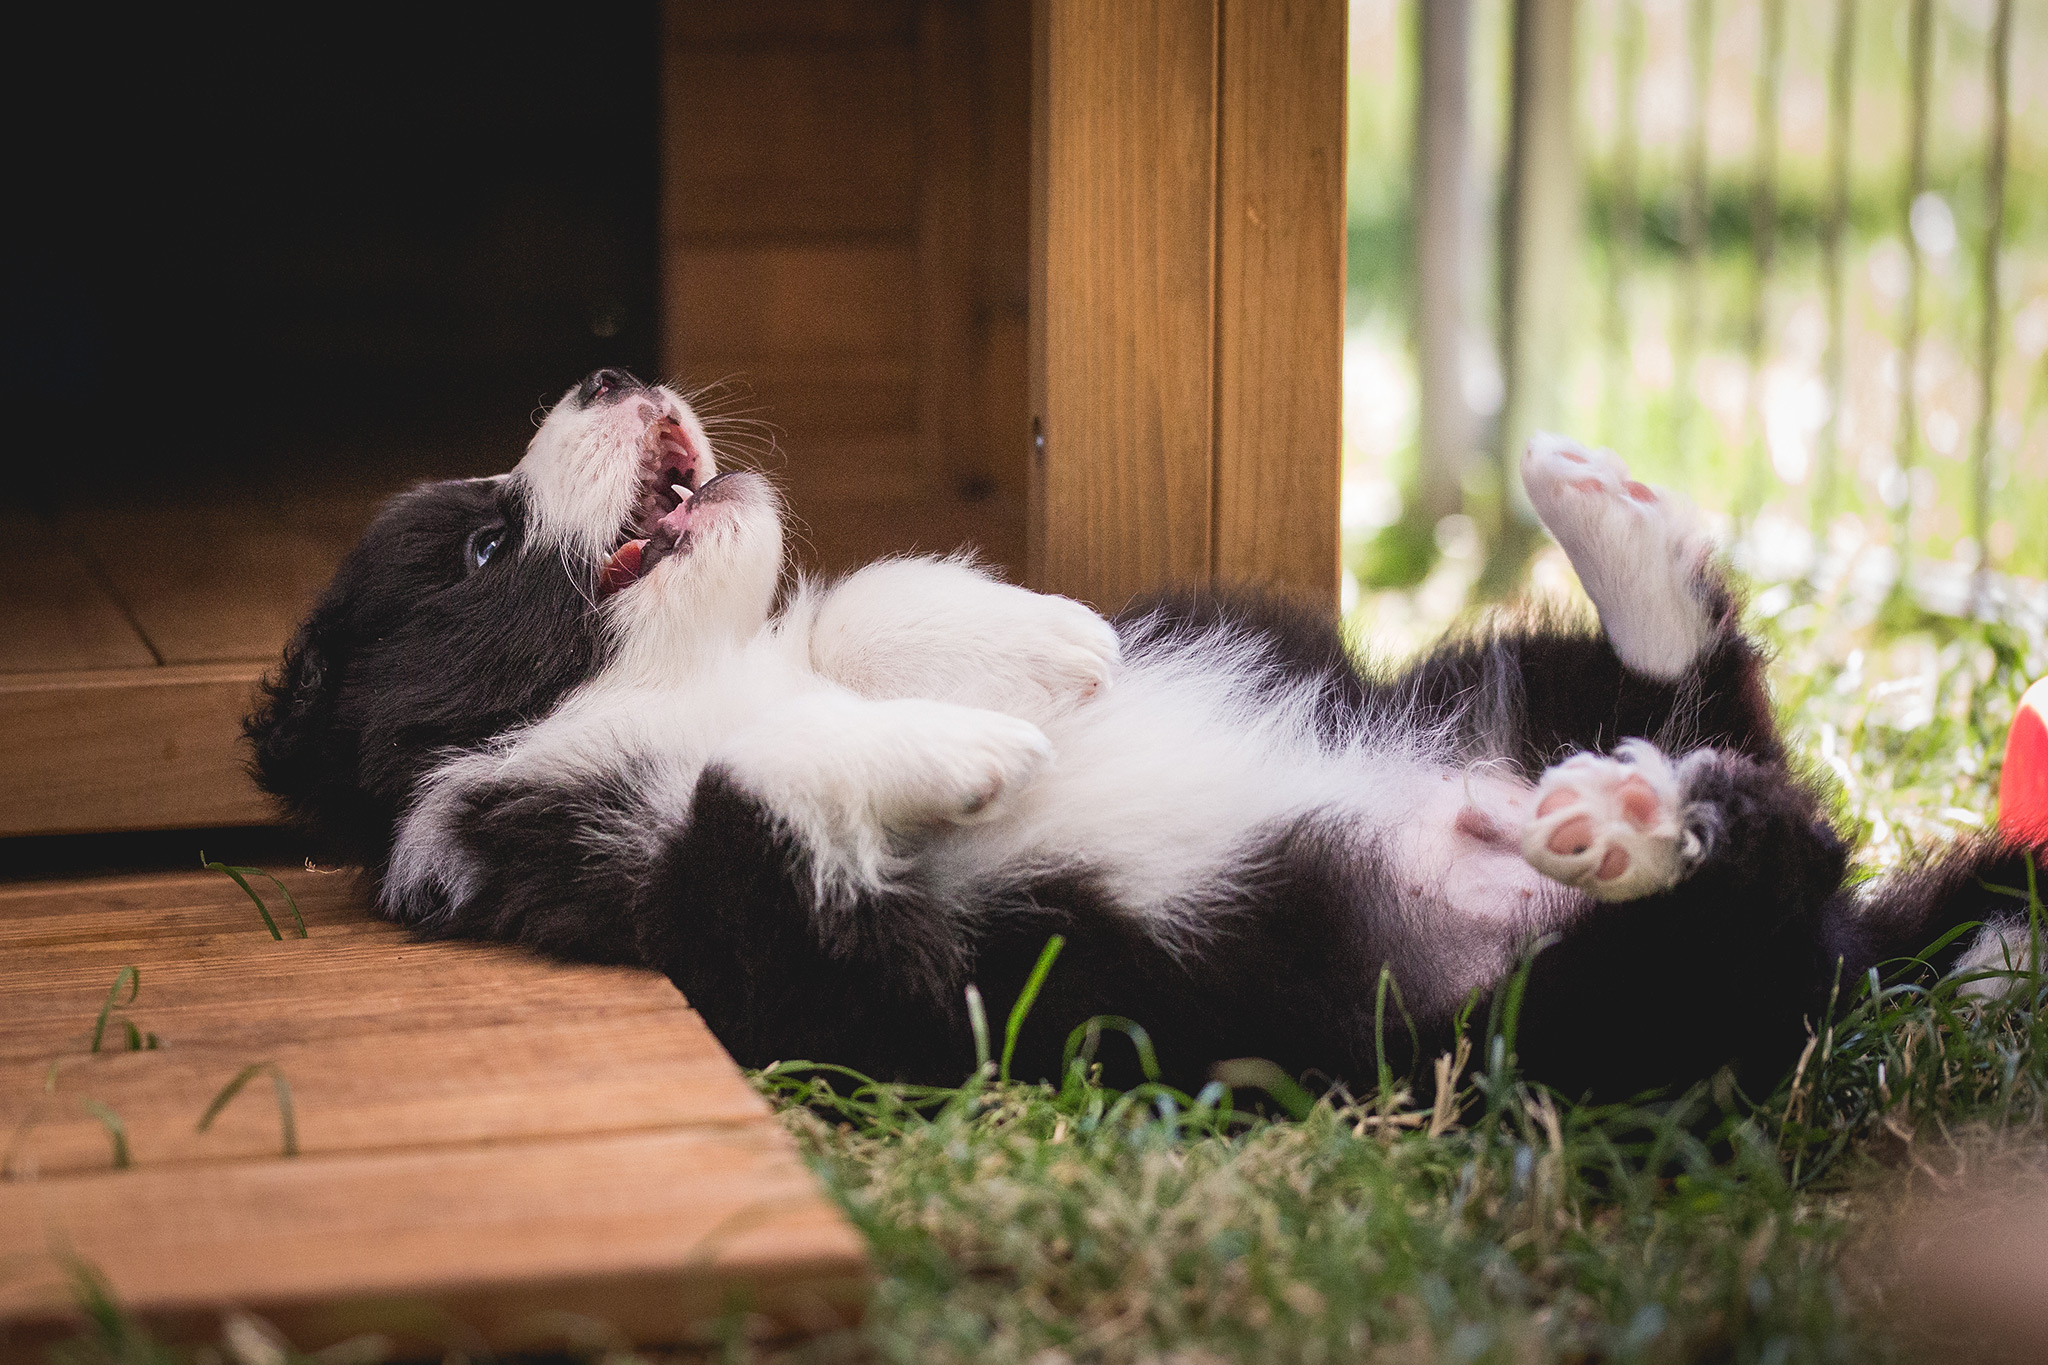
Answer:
[{"xmin": 1028, "ymin": 0, "xmax": 1347, "ymax": 614}]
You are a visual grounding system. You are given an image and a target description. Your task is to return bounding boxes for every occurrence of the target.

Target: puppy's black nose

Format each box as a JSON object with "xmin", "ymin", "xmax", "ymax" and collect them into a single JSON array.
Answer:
[{"xmin": 576, "ymin": 368, "xmax": 644, "ymax": 407}]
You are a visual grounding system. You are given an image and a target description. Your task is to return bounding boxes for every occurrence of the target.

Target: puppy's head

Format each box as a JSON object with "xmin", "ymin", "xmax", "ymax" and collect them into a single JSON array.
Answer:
[{"xmin": 246, "ymin": 368, "xmax": 783, "ymax": 864}]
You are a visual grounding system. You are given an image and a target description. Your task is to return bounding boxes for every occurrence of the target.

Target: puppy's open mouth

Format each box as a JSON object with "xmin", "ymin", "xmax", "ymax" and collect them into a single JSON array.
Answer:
[{"xmin": 598, "ymin": 418, "xmax": 730, "ymax": 600}]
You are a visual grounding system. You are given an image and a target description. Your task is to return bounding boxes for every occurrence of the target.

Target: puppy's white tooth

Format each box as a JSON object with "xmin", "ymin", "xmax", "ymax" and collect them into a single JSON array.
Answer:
[{"xmin": 672, "ymin": 483, "xmax": 691, "ymax": 503}]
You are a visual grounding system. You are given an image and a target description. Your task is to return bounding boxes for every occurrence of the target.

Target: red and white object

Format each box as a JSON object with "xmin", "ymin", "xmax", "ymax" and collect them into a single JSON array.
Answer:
[{"xmin": 2000, "ymin": 677, "xmax": 2048, "ymax": 844}]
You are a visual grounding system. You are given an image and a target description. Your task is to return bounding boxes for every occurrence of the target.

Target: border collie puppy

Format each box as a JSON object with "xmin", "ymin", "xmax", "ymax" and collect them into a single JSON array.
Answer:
[{"xmin": 248, "ymin": 369, "xmax": 2042, "ymax": 1100}]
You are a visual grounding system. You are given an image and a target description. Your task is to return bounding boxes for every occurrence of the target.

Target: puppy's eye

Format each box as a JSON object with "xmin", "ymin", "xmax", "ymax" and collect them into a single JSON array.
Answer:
[{"xmin": 467, "ymin": 525, "xmax": 506, "ymax": 572}]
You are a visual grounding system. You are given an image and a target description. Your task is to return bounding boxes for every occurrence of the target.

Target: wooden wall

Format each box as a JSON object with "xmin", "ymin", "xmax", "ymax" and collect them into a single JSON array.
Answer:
[
  {"xmin": 661, "ymin": 0, "xmax": 1034, "ymax": 581},
  {"xmin": 661, "ymin": 0, "xmax": 1344, "ymax": 613},
  {"xmin": 1031, "ymin": 0, "xmax": 1347, "ymax": 613}
]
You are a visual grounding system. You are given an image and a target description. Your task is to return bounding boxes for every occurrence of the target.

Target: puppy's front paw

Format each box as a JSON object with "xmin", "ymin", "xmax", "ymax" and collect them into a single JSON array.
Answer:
[
  {"xmin": 1006, "ymin": 593, "xmax": 1122, "ymax": 707},
  {"xmin": 872, "ymin": 706, "xmax": 1054, "ymax": 829},
  {"xmin": 1520, "ymin": 741, "xmax": 1700, "ymax": 901}
]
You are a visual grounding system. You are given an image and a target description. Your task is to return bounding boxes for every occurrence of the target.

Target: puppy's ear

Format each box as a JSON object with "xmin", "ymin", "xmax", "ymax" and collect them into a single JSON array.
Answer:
[{"xmin": 244, "ymin": 613, "xmax": 356, "ymax": 843}]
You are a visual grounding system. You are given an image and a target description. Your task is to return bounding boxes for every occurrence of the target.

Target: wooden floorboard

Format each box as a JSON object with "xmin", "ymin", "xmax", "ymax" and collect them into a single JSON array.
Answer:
[
  {"xmin": 0, "ymin": 867, "xmax": 868, "ymax": 1355},
  {"xmin": 0, "ymin": 665, "xmax": 275, "ymax": 837}
]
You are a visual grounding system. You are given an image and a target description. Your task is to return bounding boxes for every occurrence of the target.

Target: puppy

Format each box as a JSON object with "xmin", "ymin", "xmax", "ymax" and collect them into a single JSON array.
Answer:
[{"xmin": 247, "ymin": 369, "xmax": 2042, "ymax": 1100}]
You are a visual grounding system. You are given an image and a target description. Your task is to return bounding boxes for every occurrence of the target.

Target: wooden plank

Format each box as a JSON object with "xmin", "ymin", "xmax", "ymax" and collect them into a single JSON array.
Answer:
[
  {"xmin": 795, "ymin": 493, "xmax": 1029, "ymax": 580},
  {"xmin": 668, "ymin": 243, "xmax": 920, "ymax": 361},
  {"xmin": 690, "ymin": 356, "xmax": 919, "ymax": 440},
  {"xmin": 0, "ymin": 934, "xmax": 685, "ymax": 1062},
  {"xmin": 657, "ymin": 0, "xmax": 1034, "ymax": 586},
  {"xmin": 1029, "ymin": 0, "xmax": 1219, "ymax": 614},
  {"xmin": 664, "ymin": 45, "xmax": 919, "ymax": 238},
  {"xmin": 0, "ymin": 1128, "xmax": 866, "ymax": 1353},
  {"xmin": 0, "ymin": 665, "xmax": 272, "ymax": 838},
  {"xmin": 0, "ymin": 870, "xmax": 866, "ymax": 1351},
  {"xmin": 4, "ymin": 1018, "xmax": 766, "ymax": 1178},
  {"xmin": 62, "ymin": 504, "xmax": 364, "ymax": 667},
  {"xmin": 665, "ymin": 0, "xmax": 919, "ymax": 45},
  {"xmin": 1212, "ymin": 0, "xmax": 1345, "ymax": 608},
  {"xmin": 965, "ymin": 0, "xmax": 1035, "ymax": 533},
  {"xmin": 0, "ymin": 511, "xmax": 155, "ymax": 674},
  {"xmin": 915, "ymin": 0, "xmax": 979, "ymax": 494}
]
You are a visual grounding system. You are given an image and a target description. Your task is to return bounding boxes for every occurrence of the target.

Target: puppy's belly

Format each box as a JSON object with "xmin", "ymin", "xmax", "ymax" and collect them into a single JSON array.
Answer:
[{"xmin": 1393, "ymin": 766, "xmax": 1559, "ymax": 922}]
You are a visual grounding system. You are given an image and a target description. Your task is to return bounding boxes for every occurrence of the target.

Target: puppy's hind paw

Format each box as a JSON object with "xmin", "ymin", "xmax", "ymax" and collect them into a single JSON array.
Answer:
[
  {"xmin": 1521, "ymin": 741, "xmax": 1703, "ymax": 902},
  {"xmin": 1519, "ymin": 432, "xmax": 1720, "ymax": 681}
]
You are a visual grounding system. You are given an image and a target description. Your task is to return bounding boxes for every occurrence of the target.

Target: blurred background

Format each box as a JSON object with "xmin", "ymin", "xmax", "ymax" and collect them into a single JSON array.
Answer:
[{"xmin": 1339, "ymin": 0, "xmax": 2046, "ymax": 651}]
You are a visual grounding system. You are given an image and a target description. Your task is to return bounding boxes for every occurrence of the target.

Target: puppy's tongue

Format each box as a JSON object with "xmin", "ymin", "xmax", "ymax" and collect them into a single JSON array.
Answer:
[{"xmin": 597, "ymin": 539, "xmax": 647, "ymax": 601}]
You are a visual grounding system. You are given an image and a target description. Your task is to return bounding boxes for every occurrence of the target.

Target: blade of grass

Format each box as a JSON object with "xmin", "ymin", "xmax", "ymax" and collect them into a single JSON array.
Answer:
[
  {"xmin": 89, "ymin": 967, "xmax": 139, "ymax": 1054},
  {"xmin": 964, "ymin": 985, "xmax": 990, "ymax": 1074},
  {"xmin": 203, "ymin": 851, "xmax": 279, "ymax": 939},
  {"xmin": 1000, "ymin": 934, "xmax": 1065, "ymax": 1083},
  {"xmin": 79, "ymin": 1099, "xmax": 129, "ymax": 1169},
  {"xmin": 1209, "ymin": 1058, "xmax": 1314, "ymax": 1121},
  {"xmin": 200, "ymin": 853, "xmax": 306, "ymax": 939},
  {"xmin": 1061, "ymin": 1016, "xmax": 1161, "ymax": 1084},
  {"xmin": 198, "ymin": 1061, "xmax": 298, "ymax": 1157}
]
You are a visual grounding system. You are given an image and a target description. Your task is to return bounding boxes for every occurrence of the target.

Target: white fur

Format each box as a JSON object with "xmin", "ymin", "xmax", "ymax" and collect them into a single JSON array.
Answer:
[
  {"xmin": 1954, "ymin": 919, "xmax": 2042, "ymax": 1002},
  {"xmin": 718, "ymin": 691, "xmax": 1055, "ymax": 907},
  {"xmin": 515, "ymin": 384, "xmax": 714, "ymax": 562},
  {"xmin": 385, "ymin": 395, "xmax": 1718, "ymax": 1008},
  {"xmin": 792, "ymin": 556, "xmax": 1120, "ymax": 725},
  {"xmin": 1522, "ymin": 433, "xmax": 1717, "ymax": 680}
]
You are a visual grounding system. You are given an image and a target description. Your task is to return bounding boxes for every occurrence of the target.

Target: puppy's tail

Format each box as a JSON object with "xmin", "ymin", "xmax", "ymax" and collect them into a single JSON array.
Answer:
[{"xmin": 1823, "ymin": 833, "xmax": 2047, "ymax": 1000}]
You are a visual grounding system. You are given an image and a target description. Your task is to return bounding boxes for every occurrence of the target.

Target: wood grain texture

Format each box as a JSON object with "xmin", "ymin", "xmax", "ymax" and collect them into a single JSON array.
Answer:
[
  {"xmin": 1030, "ymin": 0, "xmax": 1219, "ymax": 614},
  {"xmin": 660, "ymin": 1, "xmax": 1033, "ymax": 585},
  {"xmin": 1212, "ymin": 0, "xmax": 1346, "ymax": 607},
  {"xmin": 60, "ymin": 503, "xmax": 366, "ymax": 668},
  {"xmin": 0, "ymin": 869, "xmax": 866, "ymax": 1352},
  {"xmin": 0, "ymin": 665, "xmax": 272, "ymax": 838},
  {"xmin": 1029, "ymin": 0, "xmax": 1347, "ymax": 612},
  {"xmin": 0, "ymin": 513, "xmax": 156, "ymax": 674},
  {"xmin": 669, "ymin": 244, "xmax": 921, "ymax": 361},
  {"xmin": 665, "ymin": 44, "xmax": 919, "ymax": 240}
]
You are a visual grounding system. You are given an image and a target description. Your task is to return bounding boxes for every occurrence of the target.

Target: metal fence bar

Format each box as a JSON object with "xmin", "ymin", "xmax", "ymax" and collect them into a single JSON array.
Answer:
[
  {"xmin": 1414, "ymin": 0, "xmax": 1476, "ymax": 529},
  {"xmin": 1973, "ymin": 0, "xmax": 2014, "ymax": 594},
  {"xmin": 1894, "ymin": 0, "xmax": 1935, "ymax": 557},
  {"xmin": 1739, "ymin": 0, "xmax": 1786, "ymax": 529},
  {"xmin": 1601, "ymin": 0, "xmax": 1643, "ymax": 450},
  {"xmin": 1487, "ymin": 0, "xmax": 1579, "ymax": 592},
  {"xmin": 1673, "ymin": 0, "xmax": 1714, "ymax": 468},
  {"xmin": 1814, "ymin": 0, "xmax": 1858, "ymax": 535}
]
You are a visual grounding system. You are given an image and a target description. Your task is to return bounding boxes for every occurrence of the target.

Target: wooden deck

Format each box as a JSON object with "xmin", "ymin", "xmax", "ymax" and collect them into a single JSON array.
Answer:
[{"xmin": 0, "ymin": 865, "xmax": 867, "ymax": 1356}]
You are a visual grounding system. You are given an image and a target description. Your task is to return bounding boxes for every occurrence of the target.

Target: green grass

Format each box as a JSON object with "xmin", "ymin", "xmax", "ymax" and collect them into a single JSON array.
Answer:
[{"xmin": 742, "ymin": 599, "xmax": 2047, "ymax": 1365}]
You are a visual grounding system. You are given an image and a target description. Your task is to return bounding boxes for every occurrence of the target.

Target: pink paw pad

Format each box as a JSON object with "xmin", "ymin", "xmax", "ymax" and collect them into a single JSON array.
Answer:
[{"xmin": 1521, "ymin": 748, "xmax": 1693, "ymax": 903}]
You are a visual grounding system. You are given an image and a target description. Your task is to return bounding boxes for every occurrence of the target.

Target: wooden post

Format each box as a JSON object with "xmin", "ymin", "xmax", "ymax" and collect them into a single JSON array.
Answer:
[{"xmin": 1029, "ymin": 0, "xmax": 1345, "ymax": 614}]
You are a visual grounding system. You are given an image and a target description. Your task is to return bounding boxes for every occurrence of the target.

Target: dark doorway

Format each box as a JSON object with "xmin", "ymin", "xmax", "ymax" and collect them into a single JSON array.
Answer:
[{"xmin": 9, "ymin": 7, "xmax": 662, "ymax": 505}]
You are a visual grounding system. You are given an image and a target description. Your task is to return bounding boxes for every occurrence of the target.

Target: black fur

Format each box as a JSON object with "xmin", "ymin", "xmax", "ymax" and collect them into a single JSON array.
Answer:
[
  {"xmin": 248, "ymin": 466, "xmax": 2042, "ymax": 1105},
  {"xmin": 245, "ymin": 477, "xmax": 604, "ymax": 872}
]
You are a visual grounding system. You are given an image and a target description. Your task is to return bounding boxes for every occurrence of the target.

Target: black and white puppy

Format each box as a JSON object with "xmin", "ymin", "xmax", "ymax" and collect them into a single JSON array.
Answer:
[{"xmin": 248, "ymin": 369, "xmax": 2041, "ymax": 1101}]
